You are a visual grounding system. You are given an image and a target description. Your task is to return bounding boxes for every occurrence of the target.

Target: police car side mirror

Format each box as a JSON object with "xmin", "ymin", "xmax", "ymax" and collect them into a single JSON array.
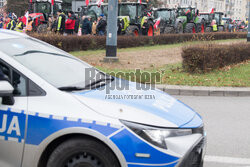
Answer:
[{"xmin": 0, "ymin": 80, "xmax": 15, "ymax": 105}]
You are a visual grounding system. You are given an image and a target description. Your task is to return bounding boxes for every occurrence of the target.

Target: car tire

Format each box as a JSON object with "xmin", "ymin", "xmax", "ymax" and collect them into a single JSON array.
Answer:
[
  {"xmin": 164, "ymin": 26, "xmax": 175, "ymax": 34},
  {"xmin": 176, "ymin": 22, "xmax": 183, "ymax": 34},
  {"xmin": 37, "ymin": 24, "xmax": 48, "ymax": 34},
  {"xmin": 184, "ymin": 23, "xmax": 196, "ymax": 33},
  {"xmin": 126, "ymin": 25, "xmax": 139, "ymax": 36},
  {"xmin": 205, "ymin": 26, "xmax": 212, "ymax": 32},
  {"xmin": 46, "ymin": 137, "xmax": 120, "ymax": 167},
  {"xmin": 218, "ymin": 26, "xmax": 224, "ymax": 32}
]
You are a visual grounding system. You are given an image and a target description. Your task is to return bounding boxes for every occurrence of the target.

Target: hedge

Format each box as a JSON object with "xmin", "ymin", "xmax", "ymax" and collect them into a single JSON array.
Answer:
[
  {"xmin": 182, "ymin": 42, "xmax": 250, "ymax": 73},
  {"xmin": 30, "ymin": 32, "xmax": 246, "ymax": 52}
]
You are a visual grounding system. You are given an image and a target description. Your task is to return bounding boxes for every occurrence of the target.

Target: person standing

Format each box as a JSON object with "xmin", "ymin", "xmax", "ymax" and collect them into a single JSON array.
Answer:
[
  {"xmin": 92, "ymin": 20, "xmax": 97, "ymax": 35},
  {"xmin": 14, "ymin": 17, "xmax": 24, "ymax": 32},
  {"xmin": 65, "ymin": 11, "xmax": 75, "ymax": 35},
  {"xmin": 0, "ymin": 18, "xmax": 3, "ymax": 29},
  {"xmin": 141, "ymin": 18, "xmax": 149, "ymax": 36},
  {"xmin": 81, "ymin": 16, "xmax": 92, "ymax": 35},
  {"xmin": 96, "ymin": 14, "xmax": 107, "ymax": 36},
  {"xmin": 7, "ymin": 16, "xmax": 16, "ymax": 30},
  {"xmin": 56, "ymin": 10, "xmax": 66, "ymax": 34},
  {"xmin": 26, "ymin": 16, "xmax": 34, "ymax": 33}
]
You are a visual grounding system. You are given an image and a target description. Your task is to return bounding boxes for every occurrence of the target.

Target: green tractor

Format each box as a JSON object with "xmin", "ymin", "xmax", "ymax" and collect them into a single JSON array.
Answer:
[
  {"xmin": 214, "ymin": 12, "xmax": 225, "ymax": 32},
  {"xmin": 81, "ymin": 2, "xmax": 155, "ymax": 36},
  {"xmin": 175, "ymin": 6, "xmax": 204, "ymax": 33},
  {"xmin": 199, "ymin": 12, "xmax": 225, "ymax": 32},
  {"xmin": 152, "ymin": 8, "xmax": 183, "ymax": 34}
]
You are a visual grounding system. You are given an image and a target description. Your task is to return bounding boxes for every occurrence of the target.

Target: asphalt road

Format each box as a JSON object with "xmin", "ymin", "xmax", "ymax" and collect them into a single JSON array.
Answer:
[{"xmin": 174, "ymin": 96, "xmax": 250, "ymax": 167}]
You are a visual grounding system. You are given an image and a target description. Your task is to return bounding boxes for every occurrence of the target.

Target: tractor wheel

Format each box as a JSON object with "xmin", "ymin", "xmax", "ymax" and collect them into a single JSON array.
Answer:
[
  {"xmin": 184, "ymin": 23, "xmax": 196, "ymax": 33},
  {"xmin": 147, "ymin": 20, "xmax": 154, "ymax": 36},
  {"xmin": 176, "ymin": 22, "xmax": 183, "ymax": 34},
  {"xmin": 164, "ymin": 27, "xmax": 175, "ymax": 34},
  {"xmin": 197, "ymin": 23, "xmax": 205, "ymax": 33},
  {"xmin": 125, "ymin": 25, "xmax": 139, "ymax": 36},
  {"xmin": 205, "ymin": 26, "xmax": 212, "ymax": 32},
  {"xmin": 37, "ymin": 24, "xmax": 48, "ymax": 34},
  {"xmin": 218, "ymin": 26, "xmax": 224, "ymax": 32}
]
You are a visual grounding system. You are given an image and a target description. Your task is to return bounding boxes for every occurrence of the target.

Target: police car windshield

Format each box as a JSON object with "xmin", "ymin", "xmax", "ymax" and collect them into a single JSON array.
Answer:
[{"xmin": 0, "ymin": 38, "xmax": 104, "ymax": 89}]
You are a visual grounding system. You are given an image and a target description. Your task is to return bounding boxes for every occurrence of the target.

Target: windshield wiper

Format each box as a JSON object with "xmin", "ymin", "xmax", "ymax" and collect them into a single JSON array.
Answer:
[
  {"xmin": 14, "ymin": 50, "xmax": 71, "ymax": 58},
  {"xmin": 84, "ymin": 77, "xmax": 114, "ymax": 90},
  {"xmin": 58, "ymin": 86, "xmax": 86, "ymax": 92}
]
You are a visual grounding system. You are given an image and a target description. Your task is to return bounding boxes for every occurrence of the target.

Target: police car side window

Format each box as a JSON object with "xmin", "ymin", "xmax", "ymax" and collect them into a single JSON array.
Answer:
[
  {"xmin": 12, "ymin": 71, "xmax": 27, "ymax": 96},
  {"xmin": 0, "ymin": 61, "xmax": 27, "ymax": 97}
]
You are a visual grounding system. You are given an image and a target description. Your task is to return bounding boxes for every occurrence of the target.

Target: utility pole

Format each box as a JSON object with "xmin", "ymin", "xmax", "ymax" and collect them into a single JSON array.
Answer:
[
  {"xmin": 247, "ymin": 0, "xmax": 250, "ymax": 41},
  {"xmin": 104, "ymin": 0, "xmax": 119, "ymax": 62}
]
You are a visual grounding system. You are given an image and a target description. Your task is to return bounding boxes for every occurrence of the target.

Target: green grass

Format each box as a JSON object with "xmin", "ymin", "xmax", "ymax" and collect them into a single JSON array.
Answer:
[
  {"xmin": 96, "ymin": 61, "xmax": 250, "ymax": 87},
  {"xmin": 70, "ymin": 38, "xmax": 245, "ymax": 57}
]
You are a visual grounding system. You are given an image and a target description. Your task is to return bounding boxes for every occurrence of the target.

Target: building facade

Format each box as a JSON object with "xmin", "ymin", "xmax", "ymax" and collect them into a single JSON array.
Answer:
[{"xmin": 0, "ymin": 0, "xmax": 6, "ymax": 8}]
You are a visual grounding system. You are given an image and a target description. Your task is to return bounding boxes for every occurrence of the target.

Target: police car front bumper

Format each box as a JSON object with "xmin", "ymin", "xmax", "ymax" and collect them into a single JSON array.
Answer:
[{"xmin": 176, "ymin": 128, "xmax": 207, "ymax": 167}]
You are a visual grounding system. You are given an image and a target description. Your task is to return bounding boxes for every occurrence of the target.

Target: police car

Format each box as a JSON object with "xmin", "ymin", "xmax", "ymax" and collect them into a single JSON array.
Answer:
[{"xmin": 0, "ymin": 29, "xmax": 206, "ymax": 167}]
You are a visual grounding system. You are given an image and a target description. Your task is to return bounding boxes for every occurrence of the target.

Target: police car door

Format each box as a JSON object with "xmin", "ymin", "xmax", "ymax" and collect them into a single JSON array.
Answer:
[{"xmin": 0, "ymin": 60, "xmax": 27, "ymax": 167}]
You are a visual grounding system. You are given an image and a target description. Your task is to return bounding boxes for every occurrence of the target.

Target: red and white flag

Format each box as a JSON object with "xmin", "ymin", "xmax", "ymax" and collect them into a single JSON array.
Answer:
[
  {"xmin": 97, "ymin": 0, "xmax": 104, "ymax": 7},
  {"xmin": 210, "ymin": 8, "xmax": 215, "ymax": 14},
  {"xmin": 30, "ymin": 0, "xmax": 32, "ymax": 3},
  {"xmin": 86, "ymin": 0, "xmax": 90, "ymax": 6},
  {"xmin": 51, "ymin": 0, "xmax": 54, "ymax": 5},
  {"xmin": 25, "ymin": 11, "xmax": 29, "ymax": 25},
  {"xmin": 154, "ymin": 17, "xmax": 161, "ymax": 30},
  {"xmin": 147, "ymin": 11, "xmax": 152, "ymax": 17}
]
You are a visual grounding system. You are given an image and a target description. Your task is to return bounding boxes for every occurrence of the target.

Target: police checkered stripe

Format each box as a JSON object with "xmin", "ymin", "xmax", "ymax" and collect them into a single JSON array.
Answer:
[{"xmin": 6, "ymin": 108, "xmax": 123, "ymax": 129}]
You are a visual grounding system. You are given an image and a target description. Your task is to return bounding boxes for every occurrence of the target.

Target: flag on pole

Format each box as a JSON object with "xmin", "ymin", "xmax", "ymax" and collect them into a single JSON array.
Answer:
[
  {"xmin": 154, "ymin": 17, "xmax": 161, "ymax": 30},
  {"xmin": 86, "ymin": 0, "xmax": 89, "ymax": 6},
  {"xmin": 25, "ymin": 11, "xmax": 29, "ymax": 25},
  {"xmin": 30, "ymin": 0, "xmax": 32, "ymax": 3},
  {"xmin": 23, "ymin": 11, "xmax": 29, "ymax": 33},
  {"xmin": 51, "ymin": 0, "xmax": 54, "ymax": 6},
  {"xmin": 210, "ymin": 8, "xmax": 215, "ymax": 14},
  {"xmin": 97, "ymin": 0, "xmax": 104, "ymax": 7},
  {"xmin": 138, "ymin": 0, "xmax": 142, "ymax": 4}
]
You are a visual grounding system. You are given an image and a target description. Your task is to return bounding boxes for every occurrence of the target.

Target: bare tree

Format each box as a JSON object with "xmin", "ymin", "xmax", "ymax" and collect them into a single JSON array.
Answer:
[{"xmin": 6, "ymin": 0, "xmax": 29, "ymax": 16}]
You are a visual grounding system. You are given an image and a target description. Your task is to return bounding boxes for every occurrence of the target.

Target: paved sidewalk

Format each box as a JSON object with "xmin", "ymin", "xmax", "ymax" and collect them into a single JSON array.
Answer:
[{"xmin": 156, "ymin": 85, "xmax": 250, "ymax": 97}]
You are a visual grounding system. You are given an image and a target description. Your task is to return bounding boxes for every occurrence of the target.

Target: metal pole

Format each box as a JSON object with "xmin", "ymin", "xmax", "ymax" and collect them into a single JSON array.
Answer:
[
  {"xmin": 247, "ymin": 0, "xmax": 250, "ymax": 41},
  {"xmin": 51, "ymin": 2, "xmax": 54, "ymax": 16},
  {"xmin": 104, "ymin": 0, "xmax": 119, "ymax": 62}
]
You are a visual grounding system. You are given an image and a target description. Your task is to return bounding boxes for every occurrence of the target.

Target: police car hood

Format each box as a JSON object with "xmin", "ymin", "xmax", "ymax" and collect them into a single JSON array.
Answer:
[{"xmin": 73, "ymin": 80, "xmax": 202, "ymax": 128}]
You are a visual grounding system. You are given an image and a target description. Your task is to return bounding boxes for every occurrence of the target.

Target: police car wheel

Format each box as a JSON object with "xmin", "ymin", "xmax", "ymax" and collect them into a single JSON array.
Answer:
[{"xmin": 47, "ymin": 137, "xmax": 120, "ymax": 167}]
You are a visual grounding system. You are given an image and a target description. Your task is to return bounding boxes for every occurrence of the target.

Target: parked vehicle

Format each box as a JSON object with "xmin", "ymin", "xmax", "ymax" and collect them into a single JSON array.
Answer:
[
  {"xmin": 214, "ymin": 12, "xmax": 225, "ymax": 32},
  {"xmin": 81, "ymin": 2, "xmax": 155, "ymax": 36},
  {"xmin": 234, "ymin": 20, "xmax": 247, "ymax": 32},
  {"xmin": 199, "ymin": 12, "xmax": 225, "ymax": 32},
  {"xmin": 153, "ymin": 8, "xmax": 183, "ymax": 34},
  {"xmin": 0, "ymin": 29, "xmax": 206, "ymax": 167},
  {"xmin": 30, "ymin": 0, "xmax": 62, "ymax": 33},
  {"xmin": 176, "ymin": 6, "xmax": 204, "ymax": 33}
]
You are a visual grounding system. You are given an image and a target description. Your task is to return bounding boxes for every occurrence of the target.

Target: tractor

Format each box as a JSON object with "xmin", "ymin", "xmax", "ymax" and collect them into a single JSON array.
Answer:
[
  {"xmin": 81, "ymin": 2, "xmax": 155, "ymax": 36},
  {"xmin": 175, "ymin": 6, "xmax": 204, "ymax": 33},
  {"xmin": 199, "ymin": 12, "xmax": 225, "ymax": 32},
  {"xmin": 234, "ymin": 20, "xmax": 247, "ymax": 32},
  {"xmin": 29, "ymin": 0, "xmax": 62, "ymax": 33},
  {"xmin": 152, "ymin": 8, "xmax": 183, "ymax": 34},
  {"xmin": 214, "ymin": 12, "xmax": 225, "ymax": 31}
]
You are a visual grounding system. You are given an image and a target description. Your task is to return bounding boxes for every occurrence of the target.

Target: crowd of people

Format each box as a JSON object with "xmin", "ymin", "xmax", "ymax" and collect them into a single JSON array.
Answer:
[{"xmin": 0, "ymin": 10, "xmax": 108, "ymax": 36}]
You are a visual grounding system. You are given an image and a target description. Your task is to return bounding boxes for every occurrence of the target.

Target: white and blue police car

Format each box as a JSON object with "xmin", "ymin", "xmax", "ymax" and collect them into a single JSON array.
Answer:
[{"xmin": 0, "ymin": 29, "xmax": 206, "ymax": 167}]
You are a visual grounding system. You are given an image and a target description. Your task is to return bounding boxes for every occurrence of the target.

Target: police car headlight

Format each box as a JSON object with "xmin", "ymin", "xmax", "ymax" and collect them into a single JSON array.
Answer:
[{"xmin": 121, "ymin": 120, "xmax": 192, "ymax": 149}]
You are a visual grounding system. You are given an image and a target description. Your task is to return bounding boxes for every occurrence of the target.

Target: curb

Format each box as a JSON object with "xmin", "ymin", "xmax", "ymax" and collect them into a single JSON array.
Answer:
[{"xmin": 156, "ymin": 85, "xmax": 250, "ymax": 97}]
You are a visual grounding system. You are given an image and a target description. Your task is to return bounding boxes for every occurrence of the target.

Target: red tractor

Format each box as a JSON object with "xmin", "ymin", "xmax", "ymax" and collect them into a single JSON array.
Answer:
[{"xmin": 28, "ymin": 0, "xmax": 62, "ymax": 33}]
